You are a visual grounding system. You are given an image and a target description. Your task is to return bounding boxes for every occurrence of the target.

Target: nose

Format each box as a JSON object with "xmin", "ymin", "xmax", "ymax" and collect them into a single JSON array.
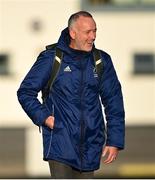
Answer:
[{"xmin": 89, "ymin": 31, "xmax": 96, "ymax": 40}]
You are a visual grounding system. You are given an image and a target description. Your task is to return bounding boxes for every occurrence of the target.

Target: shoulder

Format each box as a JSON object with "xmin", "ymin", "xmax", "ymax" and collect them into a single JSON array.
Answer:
[
  {"xmin": 36, "ymin": 45, "xmax": 56, "ymax": 64},
  {"xmin": 95, "ymin": 48, "xmax": 113, "ymax": 66},
  {"xmin": 95, "ymin": 48, "xmax": 111, "ymax": 59},
  {"xmin": 39, "ymin": 45, "xmax": 56, "ymax": 58}
]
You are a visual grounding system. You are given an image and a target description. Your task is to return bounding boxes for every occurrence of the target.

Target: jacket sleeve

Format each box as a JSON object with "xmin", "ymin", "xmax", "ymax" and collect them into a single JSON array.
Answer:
[
  {"xmin": 99, "ymin": 52, "xmax": 125, "ymax": 150},
  {"xmin": 17, "ymin": 50, "xmax": 55, "ymax": 126}
]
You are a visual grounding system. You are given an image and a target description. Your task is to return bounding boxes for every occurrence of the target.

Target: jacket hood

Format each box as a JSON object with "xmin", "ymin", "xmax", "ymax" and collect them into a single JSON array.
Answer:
[{"xmin": 57, "ymin": 27, "xmax": 70, "ymax": 53}]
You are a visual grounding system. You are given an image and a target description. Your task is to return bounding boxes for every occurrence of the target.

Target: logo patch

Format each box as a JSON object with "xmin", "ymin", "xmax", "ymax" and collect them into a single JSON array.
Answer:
[
  {"xmin": 64, "ymin": 66, "xmax": 71, "ymax": 72},
  {"xmin": 93, "ymin": 67, "xmax": 98, "ymax": 78}
]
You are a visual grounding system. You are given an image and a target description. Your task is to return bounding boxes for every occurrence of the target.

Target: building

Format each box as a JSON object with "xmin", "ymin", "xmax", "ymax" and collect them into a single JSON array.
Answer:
[{"xmin": 0, "ymin": 0, "xmax": 155, "ymax": 178}]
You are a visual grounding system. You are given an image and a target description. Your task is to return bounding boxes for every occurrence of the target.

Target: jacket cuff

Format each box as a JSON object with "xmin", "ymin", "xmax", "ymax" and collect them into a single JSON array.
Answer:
[
  {"xmin": 105, "ymin": 141, "xmax": 125, "ymax": 150},
  {"xmin": 32, "ymin": 106, "xmax": 52, "ymax": 126}
]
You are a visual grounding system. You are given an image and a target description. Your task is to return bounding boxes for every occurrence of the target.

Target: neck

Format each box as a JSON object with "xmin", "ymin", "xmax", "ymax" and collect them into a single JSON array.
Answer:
[{"xmin": 69, "ymin": 41, "xmax": 78, "ymax": 50}]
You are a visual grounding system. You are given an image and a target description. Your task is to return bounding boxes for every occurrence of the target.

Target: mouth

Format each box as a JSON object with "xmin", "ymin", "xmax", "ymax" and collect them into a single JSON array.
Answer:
[{"xmin": 87, "ymin": 42, "xmax": 94, "ymax": 46}]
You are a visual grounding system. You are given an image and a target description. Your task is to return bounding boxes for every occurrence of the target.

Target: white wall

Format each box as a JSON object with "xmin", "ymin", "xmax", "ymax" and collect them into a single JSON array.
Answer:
[
  {"xmin": 93, "ymin": 12, "xmax": 155, "ymax": 125},
  {"xmin": 0, "ymin": 0, "xmax": 80, "ymax": 176},
  {"xmin": 0, "ymin": 0, "xmax": 80, "ymax": 127},
  {"xmin": 1, "ymin": 0, "xmax": 155, "ymax": 127}
]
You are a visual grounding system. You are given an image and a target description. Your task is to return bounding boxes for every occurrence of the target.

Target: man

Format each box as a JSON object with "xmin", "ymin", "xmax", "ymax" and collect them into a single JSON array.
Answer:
[{"xmin": 17, "ymin": 11, "xmax": 125, "ymax": 179}]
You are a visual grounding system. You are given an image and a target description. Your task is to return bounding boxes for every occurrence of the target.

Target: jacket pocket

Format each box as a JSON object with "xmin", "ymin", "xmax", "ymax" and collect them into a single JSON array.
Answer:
[{"xmin": 42, "ymin": 126, "xmax": 54, "ymax": 158}]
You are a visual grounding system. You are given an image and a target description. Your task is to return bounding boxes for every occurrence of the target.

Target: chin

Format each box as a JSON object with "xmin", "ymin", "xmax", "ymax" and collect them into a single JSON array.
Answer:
[{"xmin": 84, "ymin": 46, "xmax": 93, "ymax": 52}]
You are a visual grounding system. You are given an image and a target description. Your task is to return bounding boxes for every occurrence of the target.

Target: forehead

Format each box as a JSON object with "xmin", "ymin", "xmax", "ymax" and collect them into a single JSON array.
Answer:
[{"xmin": 75, "ymin": 16, "xmax": 96, "ymax": 29}]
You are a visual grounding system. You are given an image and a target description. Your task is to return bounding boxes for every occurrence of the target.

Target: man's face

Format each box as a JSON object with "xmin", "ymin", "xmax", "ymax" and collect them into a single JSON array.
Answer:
[{"xmin": 69, "ymin": 16, "xmax": 97, "ymax": 52}]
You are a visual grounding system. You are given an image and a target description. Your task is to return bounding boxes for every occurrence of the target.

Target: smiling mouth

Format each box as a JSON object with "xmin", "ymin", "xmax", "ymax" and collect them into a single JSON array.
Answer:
[{"xmin": 87, "ymin": 42, "xmax": 94, "ymax": 46}]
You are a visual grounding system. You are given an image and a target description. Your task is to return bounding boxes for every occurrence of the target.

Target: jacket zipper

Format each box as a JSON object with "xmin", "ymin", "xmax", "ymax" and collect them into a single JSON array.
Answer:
[
  {"xmin": 79, "ymin": 59, "xmax": 85, "ymax": 172},
  {"xmin": 46, "ymin": 104, "xmax": 55, "ymax": 158}
]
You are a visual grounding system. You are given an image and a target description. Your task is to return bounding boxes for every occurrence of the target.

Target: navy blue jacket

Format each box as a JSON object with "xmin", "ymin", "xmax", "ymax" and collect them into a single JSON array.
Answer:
[{"xmin": 17, "ymin": 28, "xmax": 125, "ymax": 171}]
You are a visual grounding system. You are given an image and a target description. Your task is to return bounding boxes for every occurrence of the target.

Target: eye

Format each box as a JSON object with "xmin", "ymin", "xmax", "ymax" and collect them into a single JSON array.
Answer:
[
  {"xmin": 85, "ymin": 30, "xmax": 90, "ymax": 34},
  {"xmin": 93, "ymin": 29, "xmax": 97, "ymax": 33}
]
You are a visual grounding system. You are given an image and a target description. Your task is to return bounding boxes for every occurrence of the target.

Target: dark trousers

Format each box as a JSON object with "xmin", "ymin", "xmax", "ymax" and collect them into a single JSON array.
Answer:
[{"xmin": 48, "ymin": 160, "xmax": 94, "ymax": 179}]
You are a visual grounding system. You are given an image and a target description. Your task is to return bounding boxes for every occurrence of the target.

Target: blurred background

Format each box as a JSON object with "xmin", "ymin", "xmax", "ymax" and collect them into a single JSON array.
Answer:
[{"xmin": 0, "ymin": 0, "xmax": 155, "ymax": 178}]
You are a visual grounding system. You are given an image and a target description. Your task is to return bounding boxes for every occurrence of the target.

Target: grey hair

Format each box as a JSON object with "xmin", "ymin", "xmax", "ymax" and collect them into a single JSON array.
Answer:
[{"xmin": 68, "ymin": 11, "xmax": 93, "ymax": 29}]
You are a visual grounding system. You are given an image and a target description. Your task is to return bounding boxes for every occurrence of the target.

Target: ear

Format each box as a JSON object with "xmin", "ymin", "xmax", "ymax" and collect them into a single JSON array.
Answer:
[{"xmin": 69, "ymin": 28, "xmax": 76, "ymax": 40}]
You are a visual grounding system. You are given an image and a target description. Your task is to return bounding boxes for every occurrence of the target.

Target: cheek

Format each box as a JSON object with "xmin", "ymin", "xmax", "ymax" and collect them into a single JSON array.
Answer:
[
  {"xmin": 75, "ymin": 34, "xmax": 88, "ymax": 46},
  {"xmin": 76, "ymin": 37, "xmax": 84, "ymax": 45},
  {"xmin": 79, "ymin": 36, "xmax": 88, "ymax": 44}
]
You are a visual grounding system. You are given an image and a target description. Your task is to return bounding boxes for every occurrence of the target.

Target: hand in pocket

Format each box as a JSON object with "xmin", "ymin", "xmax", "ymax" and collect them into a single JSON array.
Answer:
[{"xmin": 45, "ymin": 116, "xmax": 55, "ymax": 129}]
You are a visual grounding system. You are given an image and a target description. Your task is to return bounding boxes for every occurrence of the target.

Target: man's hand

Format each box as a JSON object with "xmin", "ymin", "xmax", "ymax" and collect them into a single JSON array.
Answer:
[
  {"xmin": 45, "ymin": 116, "xmax": 55, "ymax": 129},
  {"xmin": 102, "ymin": 146, "xmax": 119, "ymax": 164}
]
